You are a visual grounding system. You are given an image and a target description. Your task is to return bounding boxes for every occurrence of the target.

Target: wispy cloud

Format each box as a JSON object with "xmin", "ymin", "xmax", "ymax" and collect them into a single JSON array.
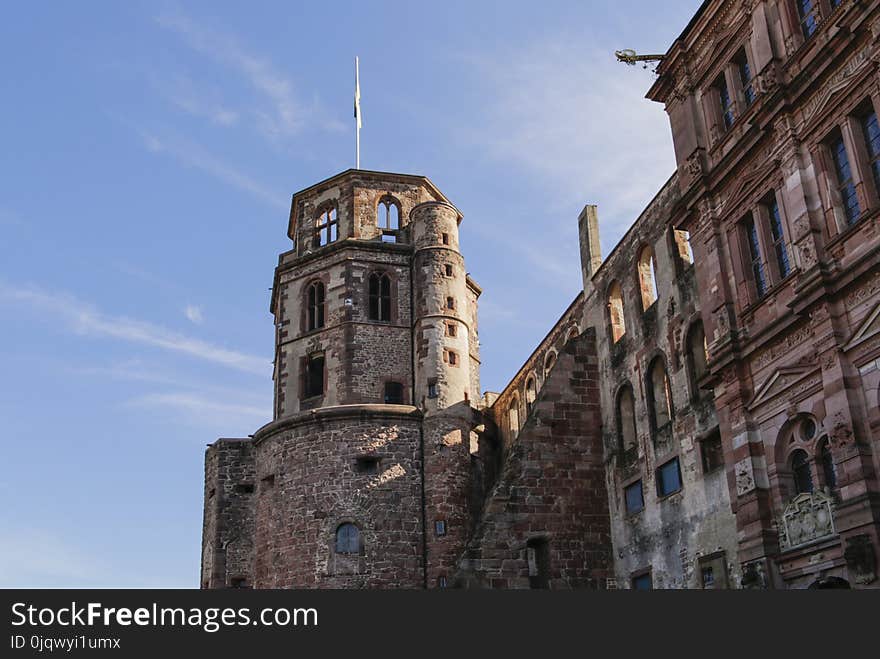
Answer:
[
  {"xmin": 184, "ymin": 304, "xmax": 204, "ymax": 324},
  {"xmin": 457, "ymin": 33, "xmax": 676, "ymax": 252},
  {"xmin": 156, "ymin": 11, "xmax": 344, "ymax": 142},
  {"xmin": 127, "ymin": 391, "xmax": 269, "ymax": 432},
  {"xmin": 138, "ymin": 129, "xmax": 288, "ymax": 210},
  {"xmin": 0, "ymin": 282, "xmax": 269, "ymax": 376},
  {"xmin": 153, "ymin": 72, "xmax": 239, "ymax": 126}
]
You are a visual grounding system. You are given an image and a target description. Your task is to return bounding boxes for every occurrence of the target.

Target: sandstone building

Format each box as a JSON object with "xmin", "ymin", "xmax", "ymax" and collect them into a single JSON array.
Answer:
[{"xmin": 201, "ymin": 0, "xmax": 880, "ymax": 589}]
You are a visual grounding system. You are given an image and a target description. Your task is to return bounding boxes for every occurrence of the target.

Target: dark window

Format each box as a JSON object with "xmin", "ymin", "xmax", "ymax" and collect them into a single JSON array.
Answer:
[
  {"xmin": 230, "ymin": 577, "xmax": 248, "ymax": 588},
  {"xmin": 384, "ymin": 381, "xmax": 404, "ymax": 404},
  {"xmin": 717, "ymin": 75, "xmax": 735, "ymax": 130},
  {"xmin": 701, "ymin": 431, "xmax": 724, "ymax": 473},
  {"xmin": 801, "ymin": 417, "xmax": 817, "ymax": 440},
  {"xmin": 335, "ymin": 523, "xmax": 360, "ymax": 554},
  {"xmin": 766, "ymin": 195, "xmax": 791, "ymax": 279},
  {"xmin": 797, "ymin": 0, "xmax": 819, "ymax": 39},
  {"xmin": 617, "ymin": 385, "xmax": 638, "ymax": 453},
  {"xmin": 830, "ymin": 135, "xmax": 861, "ymax": 225},
  {"xmin": 686, "ymin": 322, "xmax": 709, "ymax": 397},
  {"xmin": 368, "ymin": 272, "xmax": 392, "ymax": 322},
  {"xmin": 235, "ymin": 483, "xmax": 255, "ymax": 494},
  {"xmin": 526, "ymin": 538, "xmax": 550, "ymax": 589},
  {"xmin": 444, "ymin": 263, "xmax": 453, "ymax": 277},
  {"xmin": 446, "ymin": 323, "xmax": 457, "ymax": 337},
  {"xmin": 355, "ymin": 456, "xmax": 380, "ymax": 474},
  {"xmin": 861, "ymin": 110, "xmax": 880, "ymax": 195},
  {"xmin": 820, "ymin": 438, "xmax": 836, "ymax": 489},
  {"xmin": 744, "ymin": 214, "xmax": 768, "ymax": 298},
  {"xmin": 446, "ymin": 296, "xmax": 455, "ymax": 310},
  {"xmin": 632, "ymin": 572, "xmax": 652, "ymax": 590},
  {"xmin": 544, "ymin": 352, "xmax": 556, "ymax": 376},
  {"xmin": 304, "ymin": 354, "xmax": 324, "ymax": 398},
  {"xmin": 441, "ymin": 233, "xmax": 449, "ymax": 245},
  {"xmin": 647, "ymin": 357, "xmax": 673, "ymax": 433},
  {"xmin": 624, "ymin": 480, "xmax": 644, "ymax": 514},
  {"xmin": 702, "ymin": 566, "xmax": 715, "ymax": 588},
  {"xmin": 437, "ymin": 575, "xmax": 448, "ymax": 588},
  {"xmin": 307, "ymin": 281, "xmax": 325, "ymax": 331},
  {"xmin": 313, "ymin": 206, "xmax": 338, "ymax": 248},
  {"xmin": 434, "ymin": 520, "xmax": 447, "ymax": 537},
  {"xmin": 791, "ymin": 449, "xmax": 814, "ymax": 494},
  {"xmin": 447, "ymin": 351, "xmax": 457, "ymax": 366},
  {"xmin": 427, "ymin": 381, "xmax": 438, "ymax": 398},
  {"xmin": 737, "ymin": 50, "xmax": 755, "ymax": 107},
  {"xmin": 656, "ymin": 457, "xmax": 682, "ymax": 497}
]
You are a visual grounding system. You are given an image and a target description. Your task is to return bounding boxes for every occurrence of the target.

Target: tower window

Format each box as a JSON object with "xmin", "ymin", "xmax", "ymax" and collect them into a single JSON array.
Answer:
[
  {"xmin": 743, "ymin": 213, "xmax": 768, "ymax": 298},
  {"xmin": 656, "ymin": 457, "xmax": 682, "ymax": 497},
  {"xmin": 446, "ymin": 296, "xmax": 455, "ymax": 310},
  {"xmin": 637, "ymin": 246, "xmax": 658, "ymax": 310},
  {"xmin": 384, "ymin": 381, "xmax": 404, "ymax": 404},
  {"xmin": 736, "ymin": 50, "xmax": 755, "ymax": 107},
  {"xmin": 797, "ymin": 0, "xmax": 819, "ymax": 39},
  {"xmin": 446, "ymin": 350, "xmax": 458, "ymax": 366},
  {"xmin": 766, "ymin": 194, "xmax": 791, "ymax": 279},
  {"xmin": 791, "ymin": 449, "xmax": 814, "ymax": 494},
  {"xmin": 861, "ymin": 109, "xmax": 880, "ymax": 196},
  {"xmin": 355, "ymin": 456, "xmax": 380, "ymax": 474},
  {"xmin": 608, "ymin": 280, "xmax": 626, "ymax": 343},
  {"xmin": 368, "ymin": 272, "xmax": 392, "ymax": 322},
  {"xmin": 313, "ymin": 206, "xmax": 338, "ymax": 248},
  {"xmin": 716, "ymin": 74, "xmax": 735, "ymax": 130},
  {"xmin": 830, "ymin": 134, "xmax": 861, "ymax": 225},
  {"xmin": 335, "ymin": 523, "xmax": 360, "ymax": 554},
  {"xmin": 377, "ymin": 197, "xmax": 399, "ymax": 243},
  {"xmin": 444, "ymin": 264, "xmax": 453, "ymax": 277},
  {"xmin": 441, "ymin": 233, "xmax": 449, "ymax": 245},
  {"xmin": 446, "ymin": 323, "xmax": 457, "ymax": 337},
  {"xmin": 526, "ymin": 538, "xmax": 550, "ymax": 589},
  {"xmin": 434, "ymin": 520, "xmax": 447, "ymax": 537},
  {"xmin": 624, "ymin": 480, "xmax": 644, "ymax": 514},
  {"xmin": 427, "ymin": 381, "xmax": 438, "ymax": 398},
  {"xmin": 304, "ymin": 353, "xmax": 325, "ymax": 398},
  {"xmin": 306, "ymin": 281, "xmax": 325, "ymax": 331}
]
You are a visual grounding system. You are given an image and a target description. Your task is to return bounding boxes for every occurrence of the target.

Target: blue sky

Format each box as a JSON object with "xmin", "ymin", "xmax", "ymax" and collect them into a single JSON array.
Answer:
[{"xmin": 0, "ymin": 1, "xmax": 701, "ymax": 587}]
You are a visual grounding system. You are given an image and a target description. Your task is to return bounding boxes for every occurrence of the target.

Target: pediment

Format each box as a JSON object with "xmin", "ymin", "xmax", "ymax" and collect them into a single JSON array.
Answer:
[
  {"xmin": 803, "ymin": 47, "xmax": 871, "ymax": 128},
  {"xmin": 747, "ymin": 363, "xmax": 820, "ymax": 410},
  {"xmin": 844, "ymin": 301, "xmax": 880, "ymax": 351},
  {"xmin": 720, "ymin": 158, "xmax": 778, "ymax": 215}
]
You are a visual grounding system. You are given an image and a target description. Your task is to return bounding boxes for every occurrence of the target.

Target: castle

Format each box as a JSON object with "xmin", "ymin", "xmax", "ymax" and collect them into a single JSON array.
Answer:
[{"xmin": 201, "ymin": 0, "xmax": 880, "ymax": 589}]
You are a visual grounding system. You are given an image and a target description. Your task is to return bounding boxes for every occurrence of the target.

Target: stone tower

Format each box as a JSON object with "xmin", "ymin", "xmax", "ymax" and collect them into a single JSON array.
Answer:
[{"xmin": 201, "ymin": 169, "xmax": 483, "ymax": 588}]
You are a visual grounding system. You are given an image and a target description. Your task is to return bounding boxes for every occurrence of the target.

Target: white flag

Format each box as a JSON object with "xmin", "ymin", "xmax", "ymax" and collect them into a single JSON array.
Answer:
[{"xmin": 354, "ymin": 56, "xmax": 362, "ymax": 129}]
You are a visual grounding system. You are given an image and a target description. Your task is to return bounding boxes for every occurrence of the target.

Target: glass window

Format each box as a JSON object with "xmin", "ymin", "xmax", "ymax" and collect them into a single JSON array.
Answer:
[
  {"xmin": 717, "ymin": 75, "xmax": 735, "ymax": 129},
  {"xmin": 861, "ymin": 110, "xmax": 880, "ymax": 195},
  {"xmin": 384, "ymin": 381, "xmax": 404, "ymax": 404},
  {"xmin": 307, "ymin": 281, "xmax": 325, "ymax": 331},
  {"xmin": 313, "ymin": 206, "xmax": 338, "ymax": 248},
  {"xmin": 744, "ymin": 214, "xmax": 768, "ymax": 298},
  {"xmin": 632, "ymin": 573, "xmax": 652, "ymax": 590},
  {"xmin": 791, "ymin": 449, "xmax": 814, "ymax": 494},
  {"xmin": 830, "ymin": 135, "xmax": 861, "ymax": 225},
  {"xmin": 335, "ymin": 523, "xmax": 360, "ymax": 554},
  {"xmin": 624, "ymin": 480, "xmax": 644, "ymax": 514},
  {"xmin": 657, "ymin": 457, "xmax": 682, "ymax": 497},
  {"xmin": 368, "ymin": 273, "xmax": 392, "ymax": 321},
  {"xmin": 767, "ymin": 196, "xmax": 791, "ymax": 279},
  {"xmin": 737, "ymin": 51, "xmax": 755, "ymax": 107},
  {"xmin": 797, "ymin": 0, "xmax": 819, "ymax": 39},
  {"xmin": 305, "ymin": 354, "xmax": 325, "ymax": 398}
]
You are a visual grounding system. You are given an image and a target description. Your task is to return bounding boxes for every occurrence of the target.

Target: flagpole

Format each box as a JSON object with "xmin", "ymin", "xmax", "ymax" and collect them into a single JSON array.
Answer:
[{"xmin": 355, "ymin": 56, "xmax": 361, "ymax": 169}]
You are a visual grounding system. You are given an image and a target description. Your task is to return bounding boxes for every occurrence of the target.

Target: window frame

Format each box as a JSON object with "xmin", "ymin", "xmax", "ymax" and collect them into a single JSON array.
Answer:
[
  {"xmin": 624, "ymin": 479, "xmax": 645, "ymax": 515},
  {"xmin": 656, "ymin": 456, "xmax": 683, "ymax": 499},
  {"xmin": 306, "ymin": 280, "xmax": 326, "ymax": 332},
  {"xmin": 313, "ymin": 205, "xmax": 339, "ymax": 249},
  {"xmin": 368, "ymin": 271, "xmax": 393, "ymax": 322}
]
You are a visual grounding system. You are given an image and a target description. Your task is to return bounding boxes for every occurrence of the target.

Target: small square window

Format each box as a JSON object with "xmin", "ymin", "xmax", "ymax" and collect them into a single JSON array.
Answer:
[
  {"xmin": 435, "ymin": 520, "xmax": 447, "ymax": 536},
  {"xmin": 447, "ymin": 351, "xmax": 457, "ymax": 366},
  {"xmin": 698, "ymin": 552, "xmax": 728, "ymax": 589},
  {"xmin": 446, "ymin": 296, "xmax": 455, "ymax": 310},
  {"xmin": 442, "ymin": 233, "xmax": 449, "ymax": 245},
  {"xmin": 656, "ymin": 457, "xmax": 682, "ymax": 497},
  {"xmin": 444, "ymin": 264, "xmax": 453, "ymax": 276},
  {"xmin": 427, "ymin": 381, "xmax": 438, "ymax": 398},
  {"xmin": 355, "ymin": 456, "xmax": 380, "ymax": 474},
  {"xmin": 381, "ymin": 232, "xmax": 397, "ymax": 243},
  {"xmin": 384, "ymin": 381, "xmax": 404, "ymax": 404},
  {"xmin": 624, "ymin": 480, "xmax": 644, "ymax": 514},
  {"xmin": 236, "ymin": 483, "xmax": 255, "ymax": 494},
  {"xmin": 446, "ymin": 323, "xmax": 457, "ymax": 337}
]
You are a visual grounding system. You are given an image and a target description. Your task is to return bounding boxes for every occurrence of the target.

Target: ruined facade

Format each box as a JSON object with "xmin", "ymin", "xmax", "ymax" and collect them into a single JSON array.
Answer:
[{"xmin": 201, "ymin": 0, "xmax": 880, "ymax": 589}]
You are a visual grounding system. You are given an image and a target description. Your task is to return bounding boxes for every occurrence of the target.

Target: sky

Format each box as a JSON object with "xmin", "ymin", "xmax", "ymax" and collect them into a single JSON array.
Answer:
[{"xmin": 0, "ymin": 0, "xmax": 702, "ymax": 587}]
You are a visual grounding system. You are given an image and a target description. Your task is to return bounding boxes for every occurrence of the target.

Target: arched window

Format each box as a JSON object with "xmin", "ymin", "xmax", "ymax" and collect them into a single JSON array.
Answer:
[
  {"xmin": 368, "ymin": 272, "xmax": 392, "ymax": 321},
  {"xmin": 313, "ymin": 206, "xmax": 338, "ymax": 248},
  {"xmin": 819, "ymin": 437, "xmax": 836, "ymax": 489},
  {"xmin": 608, "ymin": 281, "xmax": 626, "ymax": 343},
  {"xmin": 377, "ymin": 198, "xmax": 400, "ymax": 243},
  {"xmin": 509, "ymin": 398, "xmax": 520, "ymax": 438},
  {"xmin": 335, "ymin": 523, "xmax": 360, "ymax": 554},
  {"xmin": 791, "ymin": 449, "xmax": 814, "ymax": 494},
  {"xmin": 637, "ymin": 246, "xmax": 659, "ymax": 310},
  {"xmin": 686, "ymin": 321, "xmax": 709, "ymax": 397},
  {"xmin": 647, "ymin": 357, "xmax": 672, "ymax": 432},
  {"xmin": 525, "ymin": 377, "xmax": 536, "ymax": 415},
  {"xmin": 544, "ymin": 351, "xmax": 556, "ymax": 377},
  {"xmin": 565, "ymin": 326, "xmax": 579, "ymax": 344},
  {"xmin": 307, "ymin": 281, "xmax": 325, "ymax": 331},
  {"xmin": 616, "ymin": 385, "xmax": 637, "ymax": 452},
  {"xmin": 674, "ymin": 229, "xmax": 694, "ymax": 265}
]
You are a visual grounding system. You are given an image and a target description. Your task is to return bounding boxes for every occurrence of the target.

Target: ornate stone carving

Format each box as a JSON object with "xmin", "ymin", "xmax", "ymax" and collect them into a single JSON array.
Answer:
[
  {"xmin": 802, "ymin": 46, "xmax": 871, "ymax": 126},
  {"xmin": 777, "ymin": 491, "xmax": 836, "ymax": 551},
  {"xmin": 735, "ymin": 458, "xmax": 755, "ymax": 496},
  {"xmin": 845, "ymin": 272, "xmax": 880, "ymax": 310},
  {"xmin": 740, "ymin": 559, "xmax": 768, "ymax": 589},
  {"xmin": 798, "ymin": 241, "xmax": 818, "ymax": 270}
]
